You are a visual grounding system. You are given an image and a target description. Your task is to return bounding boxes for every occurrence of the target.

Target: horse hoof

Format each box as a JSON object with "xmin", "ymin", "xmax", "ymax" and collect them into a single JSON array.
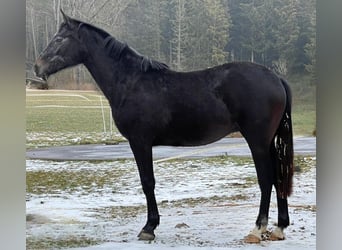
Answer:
[
  {"xmin": 138, "ymin": 230, "xmax": 155, "ymax": 241},
  {"xmin": 270, "ymin": 233, "xmax": 285, "ymax": 241},
  {"xmin": 244, "ymin": 234, "xmax": 261, "ymax": 244},
  {"xmin": 269, "ymin": 228, "xmax": 285, "ymax": 241}
]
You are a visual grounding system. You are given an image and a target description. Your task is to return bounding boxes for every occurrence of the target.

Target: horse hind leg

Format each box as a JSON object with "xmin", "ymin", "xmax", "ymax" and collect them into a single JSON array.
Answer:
[
  {"xmin": 269, "ymin": 195, "xmax": 288, "ymax": 241},
  {"xmin": 268, "ymin": 187, "xmax": 288, "ymax": 241},
  {"xmin": 269, "ymin": 144, "xmax": 289, "ymax": 241},
  {"xmin": 244, "ymin": 141, "xmax": 274, "ymax": 243}
]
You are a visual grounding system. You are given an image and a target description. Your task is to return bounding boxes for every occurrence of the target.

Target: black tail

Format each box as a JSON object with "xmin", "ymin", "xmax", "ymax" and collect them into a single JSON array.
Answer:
[{"xmin": 274, "ymin": 78, "xmax": 294, "ymax": 198}]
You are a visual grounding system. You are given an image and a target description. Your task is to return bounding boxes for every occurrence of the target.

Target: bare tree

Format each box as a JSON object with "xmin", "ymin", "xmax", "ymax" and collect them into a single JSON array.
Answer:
[
  {"xmin": 171, "ymin": 0, "xmax": 188, "ymax": 71},
  {"xmin": 30, "ymin": 8, "xmax": 38, "ymax": 61},
  {"xmin": 53, "ymin": 0, "xmax": 61, "ymax": 31}
]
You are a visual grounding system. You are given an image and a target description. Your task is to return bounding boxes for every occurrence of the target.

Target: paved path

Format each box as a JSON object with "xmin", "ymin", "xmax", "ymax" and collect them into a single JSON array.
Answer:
[{"xmin": 26, "ymin": 137, "xmax": 316, "ymax": 161}]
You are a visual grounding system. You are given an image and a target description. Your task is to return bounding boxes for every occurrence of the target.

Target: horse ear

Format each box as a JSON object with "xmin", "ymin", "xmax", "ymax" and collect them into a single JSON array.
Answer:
[{"xmin": 60, "ymin": 9, "xmax": 72, "ymax": 27}]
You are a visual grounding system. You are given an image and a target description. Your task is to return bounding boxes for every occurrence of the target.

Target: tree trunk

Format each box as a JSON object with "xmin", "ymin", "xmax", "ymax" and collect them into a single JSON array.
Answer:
[{"xmin": 30, "ymin": 8, "xmax": 37, "ymax": 59}]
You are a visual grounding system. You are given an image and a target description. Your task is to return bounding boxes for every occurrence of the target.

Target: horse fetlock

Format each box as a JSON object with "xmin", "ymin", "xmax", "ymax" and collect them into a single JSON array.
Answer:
[
  {"xmin": 278, "ymin": 216, "xmax": 290, "ymax": 228},
  {"xmin": 147, "ymin": 213, "xmax": 160, "ymax": 226},
  {"xmin": 244, "ymin": 225, "xmax": 267, "ymax": 244},
  {"xmin": 270, "ymin": 227, "xmax": 285, "ymax": 241},
  {"xmin": 256, "ymin": 216, "xmax": 268, "ymax": 230}
]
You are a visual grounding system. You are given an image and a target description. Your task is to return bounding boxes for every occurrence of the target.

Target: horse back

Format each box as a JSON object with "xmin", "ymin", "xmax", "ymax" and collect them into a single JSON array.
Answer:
[{"xmin": 114, "ymin": 62, "xmax": 286, "ymax": 147}]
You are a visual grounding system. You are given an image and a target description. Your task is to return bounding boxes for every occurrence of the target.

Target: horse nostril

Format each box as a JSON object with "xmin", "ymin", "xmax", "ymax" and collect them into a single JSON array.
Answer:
[
  {"xmin": 34, "ymin": 58, "xmax": 44, "ymax": 75},
  {"xmin": 33, "ymin": 60, "xmax": 48, "ymax": 81},
  {"xmin": 33, "ymin": 64, "xmax": 41, "ymax": 77},
  {"xmin": 34, "ymin": 58, "xmax": 43, "ymax": 73}
]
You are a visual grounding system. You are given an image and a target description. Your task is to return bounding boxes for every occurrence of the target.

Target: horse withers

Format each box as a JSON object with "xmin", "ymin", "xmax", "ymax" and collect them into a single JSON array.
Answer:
[{"xmin": 34, "ymin": 10, "xmax": 294, "ymax": 243}]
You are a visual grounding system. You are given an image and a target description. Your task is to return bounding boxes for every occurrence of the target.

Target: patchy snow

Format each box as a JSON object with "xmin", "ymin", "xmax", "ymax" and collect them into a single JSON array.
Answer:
[
  {"xmin": 26, "ymin": 157, "xmax": 315, "ymax": 249},
  {"xmin": 26, "ymin": 131, "xmax": 126, "ymax": 149}
]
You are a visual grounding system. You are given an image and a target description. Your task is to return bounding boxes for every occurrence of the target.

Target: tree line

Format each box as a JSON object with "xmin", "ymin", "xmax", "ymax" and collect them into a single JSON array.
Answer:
[{"xmin": 26, "ymin": 0, "xmax": 316, "ymax": 89}]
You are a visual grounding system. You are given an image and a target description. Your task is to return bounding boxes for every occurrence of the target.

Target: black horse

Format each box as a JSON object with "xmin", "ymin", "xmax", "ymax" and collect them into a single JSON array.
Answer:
[{"xmin": 34, "ymin": 10, "xmax": 294, "ymax": 243}]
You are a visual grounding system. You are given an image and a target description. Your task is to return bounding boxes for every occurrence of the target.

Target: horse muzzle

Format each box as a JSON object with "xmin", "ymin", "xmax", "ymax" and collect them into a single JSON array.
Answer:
[
  {"xmin": 34, "ymin": 56, "xmax": 66, "ymax": 81},
  {"xmin": 33, "ymin": 59, "xmax": 45, "ymax": 80},
  {"xmin": 34, "ymin": 59, "xmax": 49, "ymax": 81}
]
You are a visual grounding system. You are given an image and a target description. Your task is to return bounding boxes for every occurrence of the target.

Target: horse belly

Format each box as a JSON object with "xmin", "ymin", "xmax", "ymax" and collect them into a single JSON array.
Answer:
[
  {"xmin": 183, "ymin": 123, "xmax": 235, "ymax": 146},
  {"xmin": 154, "ymin": 114, "xmax": 237, "ymax": 147}
]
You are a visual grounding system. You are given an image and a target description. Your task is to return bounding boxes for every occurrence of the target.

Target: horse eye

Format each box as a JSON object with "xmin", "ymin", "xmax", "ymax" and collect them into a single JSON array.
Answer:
[{"xmin": 55, "ymin": 37, "xmax": 64, "ymax": 43}]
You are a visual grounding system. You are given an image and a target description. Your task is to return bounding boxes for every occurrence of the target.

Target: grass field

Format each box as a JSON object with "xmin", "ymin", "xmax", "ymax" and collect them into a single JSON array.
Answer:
[
  {"xmin": 26, "ymin": 90, "xmax": 114, "ymax": 132},
  {"xmin": 26, "ymin": 89, "xmax": 124, "ymax": 148},
  {"xmin": 26, "ymin": 89, "xmax": 316, "ymax": 148}
]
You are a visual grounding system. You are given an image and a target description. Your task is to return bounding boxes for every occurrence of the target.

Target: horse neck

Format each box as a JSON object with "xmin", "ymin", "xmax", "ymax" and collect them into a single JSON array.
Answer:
[{"xmin": 82, "ymin": 36, "xmax": 139, "ymax": 111}]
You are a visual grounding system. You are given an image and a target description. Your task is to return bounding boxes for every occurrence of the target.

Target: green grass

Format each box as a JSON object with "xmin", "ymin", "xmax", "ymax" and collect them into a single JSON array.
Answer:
[
  {"xmin": 290, "ymin": 74, "xmax": 316, "ymax": 136},
  {"xmin": 26, "ymin": 90, "xmax": 114, "ymax": 133},
  {"xmin": 26, "ymin": 90, "xmax": 125, "ymax": 148},
  {"xmin": 292, "ymin": 108, "xmax": 316, "ymax": 136}
]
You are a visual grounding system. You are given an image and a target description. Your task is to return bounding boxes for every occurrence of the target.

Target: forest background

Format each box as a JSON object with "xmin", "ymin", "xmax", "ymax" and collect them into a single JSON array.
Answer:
[{"xmin": 26, "ymin": 0, "xmax": 316, "ymax": 103}]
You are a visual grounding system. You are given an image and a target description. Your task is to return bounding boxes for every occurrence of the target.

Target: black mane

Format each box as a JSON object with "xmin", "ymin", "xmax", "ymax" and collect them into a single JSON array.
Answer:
[
  {"xmin": 102, "ymin": 35, "xmax": 169, "ymax": 72},
  {"xmin": 82, "ymin": 22, "xmax": 168, "ymax": 72}
]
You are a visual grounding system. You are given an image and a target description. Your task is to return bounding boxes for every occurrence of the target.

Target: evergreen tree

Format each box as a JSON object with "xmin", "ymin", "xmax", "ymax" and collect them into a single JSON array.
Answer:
[
  {"xmin": 239, "ymin": 0, "xmax": 268, "ymax": 63},
  {"xmin": 26, "ymin": 0, "xmax": 316, "ymax": 87},
  {"xmin": 304, "ymin": 4, "xmax": 316, "ymax": 81},
  {"xmin": 294, "ymin": 0, "xmax": 316, "ymax": 77},
  {"xmin": 183, "ymin": 0, "xmax": 210, "ymax": 70},
  {"xmin": 272, "ymin": 0, "xmax": 300, "ymax": 74},
  {"xmin": 171, "ymin": 0, "xmax": 189, "ymax": 71},
  {"xmin": 124, "ymin": 0, "xmax": 167, "ymax": 62},
  {"xmin": 170, "ymin": 0, "xmax": 231, "ymax": 71},
  {"xmin": 205, "ymin": 0, "xmax": 230, "ymax": 66}
]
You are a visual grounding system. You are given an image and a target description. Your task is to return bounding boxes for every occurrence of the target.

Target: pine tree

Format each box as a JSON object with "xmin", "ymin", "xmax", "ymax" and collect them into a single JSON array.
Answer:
[
  {"xmin": 239, "ymin": 0, "xmax": 269, "ymax": 63},
  {"xmin": 124, "ymin": 1, "xmax": 167, "ymax": 62},
  {"xmin": 304, "ymin": 3, "xmax": 316, "ymax": 81},
  {"xmin": 185, "ymin": 0, "xmax": 211, "ymax": 70},
  {"xmin": 272, "ymin": 0, "xmax": 300, "ymax": 74},
  {"xmin": 171, "ymin": 0, "xmax": 189, "ymax": 71},
  {"xmin": 205, "ymin": 0, "xmax": 230, "ymax": 66},
  {"xmin": 295, "ymin": 0, "xmax": 316, "ymax": 77}
]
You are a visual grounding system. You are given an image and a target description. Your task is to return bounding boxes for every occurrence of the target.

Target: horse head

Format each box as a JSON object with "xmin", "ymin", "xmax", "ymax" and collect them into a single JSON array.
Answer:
[{"xmin": 34, "ymin": 10, "xmax": 87, "ymax": 80}]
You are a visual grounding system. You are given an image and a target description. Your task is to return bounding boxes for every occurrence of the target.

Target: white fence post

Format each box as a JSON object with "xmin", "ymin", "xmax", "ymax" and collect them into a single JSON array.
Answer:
[{"xmin": 100, "ymin": 95, "xmax": 106, "ymax": 135}]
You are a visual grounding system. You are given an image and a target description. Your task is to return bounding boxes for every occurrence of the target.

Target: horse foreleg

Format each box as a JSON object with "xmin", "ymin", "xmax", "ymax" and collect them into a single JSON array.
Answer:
[{"xmin": 129, "ymin": 140, "xmax": 159, "ymax": 241}]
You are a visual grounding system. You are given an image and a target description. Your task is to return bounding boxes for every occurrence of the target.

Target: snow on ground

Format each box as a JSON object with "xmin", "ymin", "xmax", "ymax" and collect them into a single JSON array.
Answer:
[{"xmin": 26, "ymin": 156, "xmax": 316, "ymax": 249}]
